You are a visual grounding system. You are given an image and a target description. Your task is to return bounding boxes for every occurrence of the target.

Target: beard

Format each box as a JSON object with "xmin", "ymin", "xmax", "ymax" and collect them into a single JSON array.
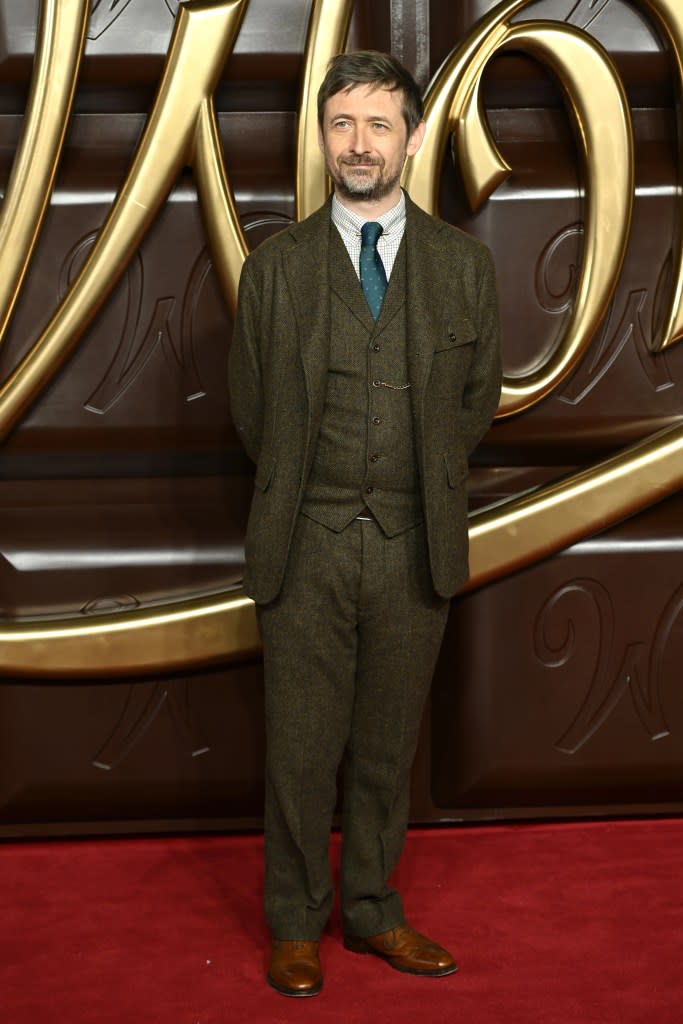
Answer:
[{"xmin": 329, "ymin": 153, "xmax": 402, "ymax": 202}]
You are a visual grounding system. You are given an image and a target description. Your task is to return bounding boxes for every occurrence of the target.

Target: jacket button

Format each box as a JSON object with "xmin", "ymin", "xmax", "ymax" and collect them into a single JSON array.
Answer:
[
  {"xmin": 365, "ymin": 486, "xmax": 373, "ymax": 495},
  {"xmin": 369, "ymin": 453, "xmax": 379, "ymax": 463},
  {"xmin": 449, "ymin": 331, "xmax": 457, "ymax": 341}
]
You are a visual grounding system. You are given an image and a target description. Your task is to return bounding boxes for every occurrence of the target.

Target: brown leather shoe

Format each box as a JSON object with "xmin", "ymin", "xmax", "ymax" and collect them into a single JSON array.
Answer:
[
  {"xmin": 267, "ymin": 939, "xmax": 322, "ymax": 997},
  {"xmin": 344, "ymin": 925, "xmax": 457, "ymax": 977}
]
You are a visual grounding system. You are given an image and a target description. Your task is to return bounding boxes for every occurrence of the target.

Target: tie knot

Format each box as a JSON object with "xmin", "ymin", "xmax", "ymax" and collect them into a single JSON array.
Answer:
[{"xmin": 361, "ymin": 221, "xmax": 383, "ymax": 248}]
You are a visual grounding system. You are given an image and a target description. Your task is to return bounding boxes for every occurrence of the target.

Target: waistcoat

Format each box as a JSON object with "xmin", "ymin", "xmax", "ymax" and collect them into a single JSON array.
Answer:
[{"xmin": 300, "ymin": 225, "xmax": 423, "ymax": 535}]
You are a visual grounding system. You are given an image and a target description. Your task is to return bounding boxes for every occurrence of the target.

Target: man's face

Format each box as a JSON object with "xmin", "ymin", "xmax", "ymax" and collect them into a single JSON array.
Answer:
[{"xmin": 318, "ymin": 83, "xmax": 424, "ymax": 207}]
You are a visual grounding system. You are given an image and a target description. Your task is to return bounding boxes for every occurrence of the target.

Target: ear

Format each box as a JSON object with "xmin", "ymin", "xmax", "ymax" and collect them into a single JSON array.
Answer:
[
  {"xmin": 317, "ymin": 122, "xmax": 325, "ymax": 153},
  {"xmin": 406, "ymin": 120, "xmax": 426, "ymax": 157}
]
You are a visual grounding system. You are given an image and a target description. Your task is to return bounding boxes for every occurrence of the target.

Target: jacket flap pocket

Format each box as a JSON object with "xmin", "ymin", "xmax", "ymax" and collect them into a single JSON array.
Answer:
[
  {"xmin": 435, "ymin": 314, "xmax": 477, "ymax": 353},
  {"xmin": 444, "ymin": 449, "xmax": 468, "ymax": 488},
  {"xmin": 254, "ymin": 451, "xmax": 276, "ymax": 491}
]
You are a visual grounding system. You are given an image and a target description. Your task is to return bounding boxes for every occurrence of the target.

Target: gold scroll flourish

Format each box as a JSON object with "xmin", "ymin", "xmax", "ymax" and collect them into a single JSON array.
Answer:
[
  {"xmin": 295, "ymin": 0, "xmax": 354, "ymax": 221},
  {"xmin": 464, "ymin": 420, "xmax": 683, "ymax": 592},
  {"xmin": 403, "ymin": 5, "xmax": 634, "ymax": 418},
  {"xmin": 0, "ymin": 592, "xmax": 260, "ymax": 680},
  {"xmin": 0, "ymin": 0, "xmax": 89, "ymax": 346},
  {"xmin": 0, "ymin": 0, "xmax": 248, "ymax": 443},
  {"xmin": 641, "ymin": 0, "xmax": 683, "ymax": 350}
]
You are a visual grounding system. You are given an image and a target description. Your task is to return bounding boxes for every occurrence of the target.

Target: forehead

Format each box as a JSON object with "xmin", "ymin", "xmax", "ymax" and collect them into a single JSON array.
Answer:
[{"xmin": 323, "ymin": 82, "xmax": 403, "ymax": 120}]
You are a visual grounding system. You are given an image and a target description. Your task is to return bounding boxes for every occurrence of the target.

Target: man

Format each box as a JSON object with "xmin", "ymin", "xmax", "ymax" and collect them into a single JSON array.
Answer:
[{"xmin": 228, "ymin": 50, "xmax": 501, "ymax": 997}]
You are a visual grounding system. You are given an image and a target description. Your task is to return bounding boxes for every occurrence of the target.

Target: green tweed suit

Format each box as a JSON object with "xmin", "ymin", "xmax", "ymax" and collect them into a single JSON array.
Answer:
[{"xmin": 228, "ymin": 192, "xmax": 502, "ymax": 940}]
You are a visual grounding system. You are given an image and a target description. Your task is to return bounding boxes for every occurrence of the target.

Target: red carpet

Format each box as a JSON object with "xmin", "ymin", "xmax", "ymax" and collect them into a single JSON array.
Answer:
[{"xmin": 2, "ymin": 819, "xmax": 681, "ymax": 1023}]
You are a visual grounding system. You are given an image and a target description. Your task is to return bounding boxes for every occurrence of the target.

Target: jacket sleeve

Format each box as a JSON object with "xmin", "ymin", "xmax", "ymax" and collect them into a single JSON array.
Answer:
[
  {"xmin": 462, "ymin": 245, "xmax": 502, "ymax": 455},
  {"xmin": 227, "ymin": 260, "xmax": 263, "ymax": 466}
]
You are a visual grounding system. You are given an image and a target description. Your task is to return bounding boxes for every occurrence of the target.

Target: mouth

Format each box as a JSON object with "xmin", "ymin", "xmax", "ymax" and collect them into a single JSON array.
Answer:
[{"xmin": 341, "ymin": 157, "xmax": 382, "ymax": 170}]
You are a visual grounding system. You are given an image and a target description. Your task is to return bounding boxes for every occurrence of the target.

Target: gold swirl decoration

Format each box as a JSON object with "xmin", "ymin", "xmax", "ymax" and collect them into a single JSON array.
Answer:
[
  {"xmin": 0, "ymin": 0, "xmax": 89, "ymax": 346},
  {"xmin": 403, "ymin": 3, "xmax": 635, "ymax": 417},
  {"xmin": 643, "ymin": 0, "xmax": 683, "ymax": 351},
  {"xmin": 1, "ymin": 0, "xmax": 683, "ymax": 678},
  {"xmin": 0, "ymin": 593, "xmax": 260, "ymax": 679},
  {"xmin": 0, "ymin": 0, "xmax": 248, "ymax": 438}
]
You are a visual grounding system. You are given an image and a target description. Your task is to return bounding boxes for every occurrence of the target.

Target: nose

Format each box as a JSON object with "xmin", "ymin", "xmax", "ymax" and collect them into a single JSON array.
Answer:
[{"xmin": 349, "ymin": 123, "xmax": 371, "ymax": 154}]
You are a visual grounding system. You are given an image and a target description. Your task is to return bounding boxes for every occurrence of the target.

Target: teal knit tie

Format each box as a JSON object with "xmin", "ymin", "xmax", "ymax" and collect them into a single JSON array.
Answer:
[{"xmin": 360, "ymin": 221, "xmax": 387, "ymax": 320}]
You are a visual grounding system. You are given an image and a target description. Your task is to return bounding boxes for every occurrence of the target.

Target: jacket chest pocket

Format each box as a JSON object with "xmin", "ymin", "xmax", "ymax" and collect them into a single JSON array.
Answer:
[{"xmin": 433, "ymin": 313, "xmax": 477, "ymax": 355}]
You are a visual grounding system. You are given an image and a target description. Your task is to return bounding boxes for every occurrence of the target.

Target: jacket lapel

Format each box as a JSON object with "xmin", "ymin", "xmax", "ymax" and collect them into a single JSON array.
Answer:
[
  {"xmin": 281, "ymin": 204, "xmax": 333, "ymax": 443},
  {"xmin": 404, "ymin": 196, "xmax": 445, "ymax": 449},
  {"xmin": 329, "ymin": 226, "xmax": 375, "ymax": 331},
  {"xmin": 375, "ymin": 236, "xmax": 406, "ymax": 333}
]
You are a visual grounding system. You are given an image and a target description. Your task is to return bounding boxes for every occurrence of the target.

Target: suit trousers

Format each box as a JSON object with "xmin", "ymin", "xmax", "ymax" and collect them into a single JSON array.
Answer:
[{"xmin": 256, "ymin": 512, "xmax": 450, "ymax": 940}]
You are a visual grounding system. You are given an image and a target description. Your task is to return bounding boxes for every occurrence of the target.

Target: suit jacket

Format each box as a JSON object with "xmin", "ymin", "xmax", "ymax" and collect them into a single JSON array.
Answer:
[{"xmin": 228, "ymin": 193, "xmax": 502, "ymax": 604}]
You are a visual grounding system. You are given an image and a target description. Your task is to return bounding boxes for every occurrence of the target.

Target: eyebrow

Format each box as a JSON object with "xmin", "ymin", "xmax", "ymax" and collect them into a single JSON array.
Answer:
[{"xmin": 329, "ymin": 113, "xmax": 394, "ymax": 124}]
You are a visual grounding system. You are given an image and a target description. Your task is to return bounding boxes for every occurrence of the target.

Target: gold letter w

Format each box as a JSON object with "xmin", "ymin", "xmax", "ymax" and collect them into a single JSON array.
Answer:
[{"xmin": 0, "ymin": 0, "xmax": 248, "ymax": 442}]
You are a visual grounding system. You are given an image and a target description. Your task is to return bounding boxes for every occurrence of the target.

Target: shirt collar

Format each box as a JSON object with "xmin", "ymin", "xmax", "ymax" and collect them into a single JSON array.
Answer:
[{"xmin": 331, "ymin": 191, "xmax": 406, "ymax": 238}]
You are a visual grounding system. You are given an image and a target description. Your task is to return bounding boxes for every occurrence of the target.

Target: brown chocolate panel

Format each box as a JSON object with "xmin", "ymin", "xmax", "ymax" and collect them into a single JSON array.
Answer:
[
  {"xmin": 430, "ymin": 489, "xmax": 683, "ymax": 820},
  {"xmin": 0, "ymin": 662, "xmax": 266, "ymax": 838},
  {"xmin": 0, "ymin": 477, "xmax": 251, "ymax": 618},
  {"xmin": 1, "ymin": 0, "xmax": 683, "ymax": 837}
]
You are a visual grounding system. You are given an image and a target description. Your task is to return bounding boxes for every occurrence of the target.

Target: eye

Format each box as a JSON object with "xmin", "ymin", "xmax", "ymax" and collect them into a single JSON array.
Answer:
[
  {"xmin": 372, "ymin": 122, "xmax": 389, "ymax": 131},
  {"xmin": 332, "ymin": 119, "xmax": 351, "ymax": 130}
]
